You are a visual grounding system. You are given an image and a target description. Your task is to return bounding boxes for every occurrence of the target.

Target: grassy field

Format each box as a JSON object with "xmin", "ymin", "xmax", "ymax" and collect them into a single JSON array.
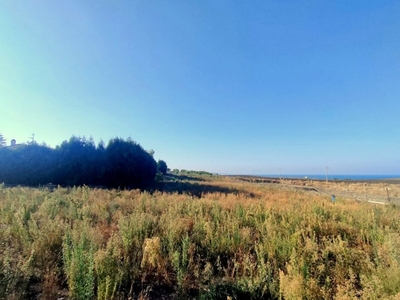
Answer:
[
  {"xmin": 1, "ymin": 175, "xmax": 400, "ymax": 299},
  {"xmin": 231, "ymin": 176, "xmax": 400, "ymax": 204}
]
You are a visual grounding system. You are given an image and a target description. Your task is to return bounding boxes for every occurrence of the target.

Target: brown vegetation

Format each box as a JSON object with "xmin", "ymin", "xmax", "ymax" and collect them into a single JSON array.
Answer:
[
  {"xmin": 232, "ymin": 176, "xmax": 400, "ymax": 204},
  {"xmin": 1, "ymin": 176, "xmax": 400, "ymax": 299}
]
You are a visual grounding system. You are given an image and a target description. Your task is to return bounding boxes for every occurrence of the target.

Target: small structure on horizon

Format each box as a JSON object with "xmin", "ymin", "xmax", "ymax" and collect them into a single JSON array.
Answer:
[{"xmin": 11, "ymin": 139, "xmax": 16, "ymax": 146}]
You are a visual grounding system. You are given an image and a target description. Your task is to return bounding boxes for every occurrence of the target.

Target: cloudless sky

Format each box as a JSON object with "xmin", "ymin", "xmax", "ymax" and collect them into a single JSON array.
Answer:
[{"xmin": 1, "ymin": 1, "xmax": 400, "ymax": 175}]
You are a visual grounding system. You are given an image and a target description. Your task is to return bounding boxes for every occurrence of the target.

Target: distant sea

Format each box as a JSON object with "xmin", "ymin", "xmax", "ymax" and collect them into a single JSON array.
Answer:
[{"xmin": 259, "ymin": 174, "xmax": 400, "ymax": 181}]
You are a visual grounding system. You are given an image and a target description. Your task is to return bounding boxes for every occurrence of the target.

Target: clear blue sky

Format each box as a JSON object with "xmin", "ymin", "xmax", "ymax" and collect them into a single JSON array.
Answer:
[{"xmin": 1, "ymin": 1, "xmax": 399, "ymax": 175}]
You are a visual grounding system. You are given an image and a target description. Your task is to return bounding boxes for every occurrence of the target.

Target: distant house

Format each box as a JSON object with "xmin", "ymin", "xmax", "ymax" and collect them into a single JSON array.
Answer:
[{"xmin": 7, "ymin": 139, "xmax": 25, "ymax": 150}]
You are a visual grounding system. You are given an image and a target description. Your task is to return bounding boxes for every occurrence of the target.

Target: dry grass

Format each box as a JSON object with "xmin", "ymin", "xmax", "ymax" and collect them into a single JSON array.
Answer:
[
  {"xmin": 1, "ymin": 178, "xmax": 400, "ymax": 299},
  {"xmin": 277, "ymin": 177, "xmax": 400, "ymax": 203}
]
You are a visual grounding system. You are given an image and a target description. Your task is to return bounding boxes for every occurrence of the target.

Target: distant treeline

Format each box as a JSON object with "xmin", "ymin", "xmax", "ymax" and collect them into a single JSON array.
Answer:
[
  {"xmin": 0, "ymin": 136, "xmax": 163, "ymax": 188},
  {"xmin": 170, "ymin": 169, "xmax": 214, "ymax": 176}
]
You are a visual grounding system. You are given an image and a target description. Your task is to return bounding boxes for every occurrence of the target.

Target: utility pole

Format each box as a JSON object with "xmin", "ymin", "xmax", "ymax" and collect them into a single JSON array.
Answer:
[
  {"xmin": 326, "ymin": 167, "xmax": 329, "ymax": 183},
  {"xmin": 29, "ymin": 134, "xmax": 35, "ymax": 144}
]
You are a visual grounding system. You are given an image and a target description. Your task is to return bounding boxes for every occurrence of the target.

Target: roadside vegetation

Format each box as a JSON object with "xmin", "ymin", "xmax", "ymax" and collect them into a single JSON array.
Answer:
[{"xmin": 1, "ymin": 175, "xmax": 400, "ymax": 299}]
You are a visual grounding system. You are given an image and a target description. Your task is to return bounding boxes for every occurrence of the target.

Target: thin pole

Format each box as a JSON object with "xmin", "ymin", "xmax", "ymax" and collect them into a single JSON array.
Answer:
[
  {"xmin": 29, "ymin": 134, "xmax": 35, "ymax": 144},
  {"xmin": 326, "ymin": 167, "xmax": 329, "ymax": 183}
]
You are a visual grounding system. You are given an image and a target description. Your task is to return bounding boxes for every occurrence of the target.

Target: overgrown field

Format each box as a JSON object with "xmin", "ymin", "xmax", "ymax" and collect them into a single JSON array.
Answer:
[{"xmin": 1, "ymin": 177, "xmax": 400, "ymax": 299}]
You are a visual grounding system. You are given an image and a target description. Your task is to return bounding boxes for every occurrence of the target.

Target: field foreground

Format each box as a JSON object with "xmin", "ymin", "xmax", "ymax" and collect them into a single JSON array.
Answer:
[{"xmin": 1, "ymin": 176, "xmax": 400, "ymax": 299}]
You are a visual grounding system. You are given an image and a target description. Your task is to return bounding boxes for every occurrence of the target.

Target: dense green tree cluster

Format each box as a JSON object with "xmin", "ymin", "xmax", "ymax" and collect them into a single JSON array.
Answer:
[
  {"xmin": 157, "ymin": 159, "xmax": 168, "ymax": 175},
  {"xmin": 178, "ymin": 169, "xmax": 214, "ymax": 176},
  {"xmin": 0, "ymin": 136, "xmax": 158, "ymax": 188}
]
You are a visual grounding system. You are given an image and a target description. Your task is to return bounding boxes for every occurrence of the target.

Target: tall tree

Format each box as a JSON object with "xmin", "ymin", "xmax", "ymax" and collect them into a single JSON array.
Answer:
[
  {"xmin": 104, "ymin": 138, "xmax": 157, "ymax": 188},
  {"xmin": 0, "ymin": 143, "xmax": 57, "ymax": 185},
  {"xmin": 157, "ymin": 160, "xmax": 168, "ymax": 175},
  {"xmin": 0, "ymin": 133, "xmax": 6, "ymax": 147},
  {"xmin": 54, "ymin": 136, "xmax": 98, "ymax": 185}
]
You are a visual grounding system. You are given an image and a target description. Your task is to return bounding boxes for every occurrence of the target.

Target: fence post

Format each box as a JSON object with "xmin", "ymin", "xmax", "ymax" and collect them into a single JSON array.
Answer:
[{"xmin": 386, "ymin": 187, "xmax": 391, "ymax": 202}]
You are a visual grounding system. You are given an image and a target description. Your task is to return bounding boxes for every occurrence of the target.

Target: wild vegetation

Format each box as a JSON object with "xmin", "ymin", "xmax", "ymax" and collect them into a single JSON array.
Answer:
[{"xmin": 1, "ymin": 175, "xmax": 400, "ymax": 299}]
